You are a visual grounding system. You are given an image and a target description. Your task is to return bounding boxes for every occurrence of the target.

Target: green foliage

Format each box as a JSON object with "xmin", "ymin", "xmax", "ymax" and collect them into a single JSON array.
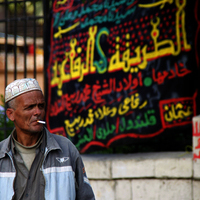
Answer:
[
  {"xmin": 0, "ymin": 0, "xmax": 44, "ymax": 24},
  {"xmin": 0, "ymin": 94, "xmax": 14, "ymax": 141}
]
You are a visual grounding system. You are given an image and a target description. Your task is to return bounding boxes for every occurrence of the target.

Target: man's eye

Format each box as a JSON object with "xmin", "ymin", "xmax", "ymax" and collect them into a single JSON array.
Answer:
[
  {"xmin": 27, "ymin": 105, "xmax": 34, "ymax": 110},
  {"xmin": 39, "ymin": 104, "xmax": 45, "ymax": 109}
]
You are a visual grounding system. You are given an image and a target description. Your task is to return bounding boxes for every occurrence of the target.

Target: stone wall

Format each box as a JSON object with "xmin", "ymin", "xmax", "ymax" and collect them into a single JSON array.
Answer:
[{"xmin": 82, "ymin": 152, "xmax": 200, "ymax": 200}]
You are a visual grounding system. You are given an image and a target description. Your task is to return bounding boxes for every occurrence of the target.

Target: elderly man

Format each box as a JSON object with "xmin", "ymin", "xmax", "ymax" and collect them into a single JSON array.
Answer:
[{"xmin": 0, "ymin": 78, "xmax": 95, "ymax": 200}]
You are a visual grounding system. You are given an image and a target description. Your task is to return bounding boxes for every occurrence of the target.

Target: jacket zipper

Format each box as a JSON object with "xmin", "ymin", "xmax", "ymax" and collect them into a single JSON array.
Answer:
[
  {"xmin": 6, "ymin": 152, "xmax": 16, "ymax": 200},
  {"xmin": 40, "ymin": 147, "xmax": 58, "ymax": 200}
]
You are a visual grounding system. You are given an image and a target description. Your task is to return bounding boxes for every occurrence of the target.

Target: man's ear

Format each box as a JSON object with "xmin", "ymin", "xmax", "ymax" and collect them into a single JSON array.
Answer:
[{"xmin": 6, "ymin": 108, "xmax": 15, "ymax": 121}]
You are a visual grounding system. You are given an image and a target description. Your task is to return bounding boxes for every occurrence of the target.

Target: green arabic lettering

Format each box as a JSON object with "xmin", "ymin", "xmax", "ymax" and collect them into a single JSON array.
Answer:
[
  {"xmin": 115, "ymin": 7, "xmax": 136, "ymax": 24},
  {"xmin": 119, "ymin": 117, "xmax": 126, "ymax": 132},
  {"xmin": 96, "ymin": 122, "xmax": 116, "ymax": 140},
  {"xmin": 75, "ymin": 127, "xmax": 93, "ymax": 149},
  {"xmin": 54, "ymin": 1, "xmax": 137, "ymax": 29},
  {"xmin": 96, "ymin": 127, "xmax": 103, "ymax": 139},
  {"xmin": 126, "ymin": 119, "xmax": 134, "ymax": 130},
  {"xmin": 84, "ymin": 127, "xmax": 93, "ymax": 142},
  {"xmin": 91, "ymin": 3, "xmax": 103, "ymax": 12},
  {"xmin": 94, "ymin": 27, "xmax": 109, "ymax": 74},
  {"xmin": 126, "ymin": 0, "xmax": 137, "ymax": 6},
  {"xmin": 53, "ymin": 13, "xmax": 60, "ymax": 27},
  {"xmin": 105, "ymin": 122, "xmax": 116, "ymax": 138}
]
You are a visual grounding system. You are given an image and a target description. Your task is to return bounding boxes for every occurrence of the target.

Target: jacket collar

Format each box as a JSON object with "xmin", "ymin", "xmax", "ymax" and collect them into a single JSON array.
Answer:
[
  {"xmin": 0, "ymin": 134, "xmax": 12, "ymax": 158},
  {"xmin": 42, "ymin": 127, "xmax": 62, "ymax": 153},
  {"xmin": 0, "ymin": 127, "xmax": 62, "ymax": 159}
]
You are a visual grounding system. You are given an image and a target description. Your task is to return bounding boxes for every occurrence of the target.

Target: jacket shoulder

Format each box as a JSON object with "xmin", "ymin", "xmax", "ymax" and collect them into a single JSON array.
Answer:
[
  {"xmin": 0, "ymin": 136, "xmax": 11, "ymax": 151},
  {"xmin": 45, "ymin": 128, "xmax": 80, "ymax": 156},
  {"xmin": 51, "ymin": 133, "xmax": 76, "ymax": 148}
]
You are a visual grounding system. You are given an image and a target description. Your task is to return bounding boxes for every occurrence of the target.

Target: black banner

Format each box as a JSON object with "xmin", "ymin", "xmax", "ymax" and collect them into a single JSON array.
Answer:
[{"xmin": 46, "ymin": 0, "xmax": 200, "ymax": 153}]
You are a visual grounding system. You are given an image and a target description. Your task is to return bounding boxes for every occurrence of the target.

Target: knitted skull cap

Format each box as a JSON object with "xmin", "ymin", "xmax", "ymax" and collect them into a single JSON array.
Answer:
[{"xmin": 5, "ymin": 78, "xmax": 42, "ymax": 103}]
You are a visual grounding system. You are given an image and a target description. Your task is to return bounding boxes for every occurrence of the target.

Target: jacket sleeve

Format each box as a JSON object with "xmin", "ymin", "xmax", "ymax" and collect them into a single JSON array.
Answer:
[{"xmin": 75, "ymin": 156, "xmax": 95, "ymax": 200}]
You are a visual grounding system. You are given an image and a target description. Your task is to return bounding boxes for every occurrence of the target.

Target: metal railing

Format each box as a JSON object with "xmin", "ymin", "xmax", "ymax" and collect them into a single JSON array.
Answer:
[{"xmin": 0, "ymin": 0, "xmax": 50, "ymax": 139}]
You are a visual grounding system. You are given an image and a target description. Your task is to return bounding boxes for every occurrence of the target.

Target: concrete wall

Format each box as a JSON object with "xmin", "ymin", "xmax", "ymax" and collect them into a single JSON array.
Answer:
[{"xmin": 82, "ymin": 152, "xmax": 200, "ymax": 200}]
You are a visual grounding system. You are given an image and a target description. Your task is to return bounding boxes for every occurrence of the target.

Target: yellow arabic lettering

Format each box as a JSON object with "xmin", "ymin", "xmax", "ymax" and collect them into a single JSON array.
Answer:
[
  {"xmin": 139, "ymin": 100, "xmax": 148, "ymax": 109},
  {"xmin": 95, "ymin": 107, "xmax": 104, "ymax": 120},
  {"xmin": 86, "ymin": 26, "xmax": 97, "ymax": 75},
  {"xmin": 51, "ymin": 60, "xmax": 59, "ymax": 86},
  {"xmin": 118, "ymin": 93, "xmax": 143, "ymax": 115},
  {"xmin": 139, "ymin": 17, "xmax": 175, "ymax": 69},
  {"xmin": 64, "ymin": 116, "xmax": 81, "ymax": 137},
  {"xmin": 64, "ymin": 94, "xmax": 148, "ymax": 136},
  {"xmin": 137, "ymin": 45, "xmax": 148, "ymax": 70},
  {"xmin": 50, "ymin": 53, "xmax": 70, "ymax": 96},
  {"xmin": 151, "ymin": 18, "xmax": 175, "ymax": 54},
  {"xmin": 57, "ymin": 52, "xmax": 70, "ymax": 96},
  {"xmin": 118, "ymin": 97, "xmax": 131, "ymax": 115},
  {"xmin": 94, "ymin": 106, "xmax": 117, "ymax": 120},
  {"xmin": 164, "ymin": 103, "xmax": 193, "ymax": 122},
  {"xmin": 108, "ymin": 36, "xmax": 125, "ymax": 72},
  {"xmin": 130, "ymin": 93, "xmax": 140, "ymax": 109},
  {"xmin": 174, "ymin": 0, "xmax": 191, "ymax": 55},
  {"xmin": 54, "ymin": 22, "xmax": 80, "ymax": 39},
  {"xmin": 83, "ymin": 109, "xmax": 94, "ymax": 127},
  {"xmin": 57, "ymin": 0, "xmax": 68, "ymax": 5},
  {"xmin": 51, "ymin": 0, "xmax": 191, "ymax": 84},
  {"xmin": 138, "ymin": 0, "xmax": 173, "ymax": 9},
  {"xmin": 137, "ymin": 17, "xmax": 174, "ymax": 69},
  {"xmin": 122, "ymin": 48, "xmax": 131, "ymax": 73},
  {"xmin": 69, "ymin": 39, "xmax": 82, "ymax": 81},
  {"xmin": 122, "ymin": 34, "xmax": 141, "ymax": 73},
  {"xmin": 138, "ymin": 0, "xmax": 190, "ymax": 66},
  {"xmin": 64, "ymin": 109, "xmax": 94, "ymax": 137}
]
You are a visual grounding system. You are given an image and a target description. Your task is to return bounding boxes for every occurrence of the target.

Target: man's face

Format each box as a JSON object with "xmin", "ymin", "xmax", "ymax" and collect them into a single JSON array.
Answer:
[{"xmin": 8, "ymin": 90, "xmax": 46, "ymax": 136}]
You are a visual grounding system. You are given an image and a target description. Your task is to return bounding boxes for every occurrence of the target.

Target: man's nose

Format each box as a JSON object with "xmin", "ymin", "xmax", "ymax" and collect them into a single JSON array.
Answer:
[{"xmin": 34, "ymin": 106, "xmax": 42, "ymax": 115}]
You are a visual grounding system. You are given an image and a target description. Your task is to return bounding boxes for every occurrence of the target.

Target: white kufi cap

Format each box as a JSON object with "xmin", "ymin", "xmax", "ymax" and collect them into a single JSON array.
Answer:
[{"xmin": 5, "ymin": 78, "xmax": 42, "ymax": 103}]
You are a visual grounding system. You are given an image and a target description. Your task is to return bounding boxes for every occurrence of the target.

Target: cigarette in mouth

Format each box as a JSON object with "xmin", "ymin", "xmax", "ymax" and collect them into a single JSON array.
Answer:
[{"xmin": 37, "ymin": 120, "xmax": 46, "ymax": 124}]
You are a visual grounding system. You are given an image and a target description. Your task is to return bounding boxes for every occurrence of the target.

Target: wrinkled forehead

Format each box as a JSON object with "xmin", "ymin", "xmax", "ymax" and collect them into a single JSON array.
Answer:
[{"xmin": 14, "ymin": 90, "xmax": 45, "ymax": 106}]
